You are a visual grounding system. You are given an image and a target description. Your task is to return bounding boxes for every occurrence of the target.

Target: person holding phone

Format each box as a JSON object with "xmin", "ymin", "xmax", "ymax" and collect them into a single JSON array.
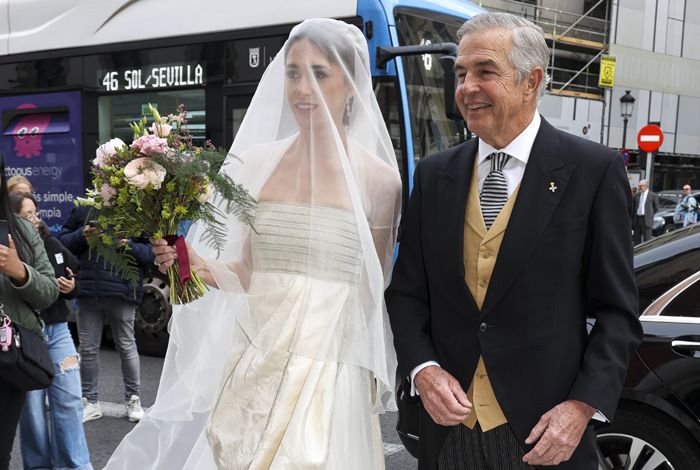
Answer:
[
  {"xmin": 0, "ymin": 154, "xmax": 59, "ymax": 470},
  {"xmin": 10, "ymin": 192, "xmax": 93, "ymax": 470},
  {"xmin": 58, "ymin": 205, "xmax": 154, "ymax": 424}
]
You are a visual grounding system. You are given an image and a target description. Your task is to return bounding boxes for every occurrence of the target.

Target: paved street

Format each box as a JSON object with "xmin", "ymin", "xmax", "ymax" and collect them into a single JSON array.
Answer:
[{"xmin": 10, "ymin": 346, "xmax": 417, "ymax": 470}]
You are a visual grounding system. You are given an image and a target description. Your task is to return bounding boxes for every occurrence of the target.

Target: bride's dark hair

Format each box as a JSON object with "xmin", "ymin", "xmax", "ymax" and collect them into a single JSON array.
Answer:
[{"xmin": 284, "ymin": 20, "xmax": 358, "ymax": 79}]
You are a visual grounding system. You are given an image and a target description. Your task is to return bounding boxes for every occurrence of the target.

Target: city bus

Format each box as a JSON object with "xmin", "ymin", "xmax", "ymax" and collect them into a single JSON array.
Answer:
[{"xmin": 0, "ymin": 0, "xmax": 485, "ymax": 353}]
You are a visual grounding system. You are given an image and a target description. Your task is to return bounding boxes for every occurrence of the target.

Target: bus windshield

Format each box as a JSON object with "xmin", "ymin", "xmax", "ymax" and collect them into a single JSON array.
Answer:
[{"xmin": 395, "ymin": 10, "xmax": 466, "ymax": 165}]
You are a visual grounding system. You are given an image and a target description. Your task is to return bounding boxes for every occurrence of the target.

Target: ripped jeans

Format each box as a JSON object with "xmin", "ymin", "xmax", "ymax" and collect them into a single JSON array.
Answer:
[{"xmin": 19, "ymin": 322, "xmax": 93, "ymax": 470}]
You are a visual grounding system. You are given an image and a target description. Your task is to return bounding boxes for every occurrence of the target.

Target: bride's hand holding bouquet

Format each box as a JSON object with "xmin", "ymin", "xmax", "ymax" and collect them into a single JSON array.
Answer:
[
  {"xmin": 77, "ymin": 104, "xmax": 254, "ymax": 304},
  {"xmin": 151, "ymin": 237, "xmax": 218, "ymax": 289}
]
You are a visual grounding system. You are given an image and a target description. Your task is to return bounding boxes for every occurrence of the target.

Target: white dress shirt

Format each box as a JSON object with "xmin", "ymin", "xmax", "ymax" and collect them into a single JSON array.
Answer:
[
  {"xmin": 408, "ymin": 111, "xmax": 607, "ymax": 422},
  {"xmin": 476, "ymin": 111, "xmax": 539, "ymax": 197},
  {"xmin": 637, "ymin": 190, "xmax": 648, "ymax": 216}
]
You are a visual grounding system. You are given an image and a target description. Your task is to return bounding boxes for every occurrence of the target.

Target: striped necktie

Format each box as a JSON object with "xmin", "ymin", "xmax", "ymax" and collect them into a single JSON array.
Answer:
[{"xmin": 480, "ymin": 152, "xmax": 512, "ymax": 230}]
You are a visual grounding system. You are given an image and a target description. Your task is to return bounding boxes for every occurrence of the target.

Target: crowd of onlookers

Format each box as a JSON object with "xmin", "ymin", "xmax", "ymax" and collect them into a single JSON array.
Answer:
[
  {"xmin": 632, "ymin": 180, "xmax": 697, "ymax": 245},
  {"xmin": 1, "ymin": 169, "xmax": 154, "ymax": 470}
]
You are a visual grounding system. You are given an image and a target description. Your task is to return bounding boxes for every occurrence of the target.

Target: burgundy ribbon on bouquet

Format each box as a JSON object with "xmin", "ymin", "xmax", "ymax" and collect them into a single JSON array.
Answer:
[{"xmin": 163, "ymin": 235, "xmax": 191, "ymax": 286}]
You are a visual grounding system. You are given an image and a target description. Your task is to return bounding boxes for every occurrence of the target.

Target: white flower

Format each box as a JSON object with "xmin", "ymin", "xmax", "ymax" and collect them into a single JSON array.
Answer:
[
  {"xmin": 100, "ymin": 184, "xmax": 117, "ymax": 207},
  {"xmin": 124, "ymin": 157, "xmax": 167, "ymax": 190},
  {"xmin": 76, "ymin": 196, "xmax": 96, "ymax": 207},
  {"xmin": 94, "ymin": 138, "xmax": 126, "ymax": 168},
  {"xmin": 150, "ymin": 122, "xmax": 173, "ymax": 138},
  {"xmin": 197, "ymin": 184, "xmax": 214, "ymax": 204}
]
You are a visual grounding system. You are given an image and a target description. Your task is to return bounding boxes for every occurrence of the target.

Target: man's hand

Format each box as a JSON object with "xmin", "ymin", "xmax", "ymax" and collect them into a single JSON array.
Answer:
[
  {"xmin": 83, "ymin": 225, "xmax": 97, "ymax": 238},
  {"xmin": 522, "ymin": 400, "xmax": 595, "ymax": 466},
  {"xmin": 414, "ymin": 365, "xmax": 472, "ymax": 426}
]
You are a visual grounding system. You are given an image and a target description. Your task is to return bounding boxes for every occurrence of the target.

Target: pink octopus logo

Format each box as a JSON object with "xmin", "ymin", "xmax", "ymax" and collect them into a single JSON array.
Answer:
[{"xmin": 12, "ymin": 104, "xmax": 51, "ymax": 159}]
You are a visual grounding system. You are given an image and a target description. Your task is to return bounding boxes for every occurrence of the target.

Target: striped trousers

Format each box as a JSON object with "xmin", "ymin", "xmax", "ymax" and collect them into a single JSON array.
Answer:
[{"xmin": 437, "ymin": 423, "xmax": 534, "ymax": 470}]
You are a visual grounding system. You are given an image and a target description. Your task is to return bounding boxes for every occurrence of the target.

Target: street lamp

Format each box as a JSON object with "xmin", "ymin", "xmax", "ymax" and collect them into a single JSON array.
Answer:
[{"xmin": 619, "ymin": 90, "xmax": 635, "ymax": 149}]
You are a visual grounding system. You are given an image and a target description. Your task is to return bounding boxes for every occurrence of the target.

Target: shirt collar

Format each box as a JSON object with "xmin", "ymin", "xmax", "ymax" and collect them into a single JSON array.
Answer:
[{"xmin": 477, "ymin": 111, "xmax": 541, "ymax": 166}]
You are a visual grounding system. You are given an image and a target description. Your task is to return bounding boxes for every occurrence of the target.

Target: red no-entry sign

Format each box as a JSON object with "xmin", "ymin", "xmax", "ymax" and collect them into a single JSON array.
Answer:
[{"xmin": 637, "ymin": 124, "xmax": 664, "ymax": 153}]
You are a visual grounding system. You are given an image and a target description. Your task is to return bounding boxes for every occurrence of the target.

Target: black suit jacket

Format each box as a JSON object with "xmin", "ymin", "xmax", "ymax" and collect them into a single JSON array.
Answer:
[
  {"xmin": 633, "ymin": 190, "xmax": 659, "ymax": 228},
  {"xmin": 386, "ymin": 118, "xmax": 642, "ymax": 469}
]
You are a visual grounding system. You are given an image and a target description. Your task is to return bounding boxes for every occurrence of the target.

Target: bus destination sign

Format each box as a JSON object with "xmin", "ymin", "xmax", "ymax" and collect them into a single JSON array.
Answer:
[{"xmin": 99, "ymin": 64, "xmax": 204, "ymax": 92}]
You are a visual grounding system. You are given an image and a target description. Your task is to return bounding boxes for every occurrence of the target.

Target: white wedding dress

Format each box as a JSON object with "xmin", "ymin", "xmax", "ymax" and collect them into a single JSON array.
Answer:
[
  {"xmin": 206, "ymin": 201, "xmax": 385, "ymax": 469},
  {"xmin": 105, "ymin": 18, "xmax": 399, "ymax": 470}
]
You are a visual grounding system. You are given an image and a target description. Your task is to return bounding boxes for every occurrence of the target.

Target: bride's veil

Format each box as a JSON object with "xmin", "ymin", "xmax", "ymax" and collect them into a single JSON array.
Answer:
[{"xmin": 105, "ymin": 18, "xmax": 401, "ymax": 468}]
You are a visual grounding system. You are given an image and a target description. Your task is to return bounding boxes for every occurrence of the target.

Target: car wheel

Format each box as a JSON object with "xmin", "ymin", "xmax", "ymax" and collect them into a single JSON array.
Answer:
[
  {"xmin": 663, "ymin": 224, "xmax": 678, "ymax": 234},
  {"xmin": 135, "ymin": 274, "xmax": 172, "ymax": 357},
  {"xmin": 596, "ymin": 404, "xmax": 700, "ymax": 470}
]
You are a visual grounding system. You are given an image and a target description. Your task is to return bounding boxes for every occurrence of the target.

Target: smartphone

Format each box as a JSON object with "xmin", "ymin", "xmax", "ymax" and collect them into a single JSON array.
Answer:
[{"xmin": 0, "ymin": 219, "xmax": 9, "ymax": 247}]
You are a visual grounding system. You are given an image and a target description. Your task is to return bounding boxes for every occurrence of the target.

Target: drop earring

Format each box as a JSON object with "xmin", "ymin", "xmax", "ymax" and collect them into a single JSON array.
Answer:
[{"xmin": 345, "ymin": 97, "xmax": 352, "ymax": 121}]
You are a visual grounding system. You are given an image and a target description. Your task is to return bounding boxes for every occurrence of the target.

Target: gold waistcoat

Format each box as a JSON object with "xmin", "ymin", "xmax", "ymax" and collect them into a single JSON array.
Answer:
[{"xmin": 463, "ymin": 159, "xmax": 520, "ymax": 432}]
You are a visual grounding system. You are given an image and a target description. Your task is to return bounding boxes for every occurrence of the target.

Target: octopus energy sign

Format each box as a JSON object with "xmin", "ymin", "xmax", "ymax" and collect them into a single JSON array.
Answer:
[{"xmin": 0, "ymin": 91, "xmax": 84, "ymax": 234}]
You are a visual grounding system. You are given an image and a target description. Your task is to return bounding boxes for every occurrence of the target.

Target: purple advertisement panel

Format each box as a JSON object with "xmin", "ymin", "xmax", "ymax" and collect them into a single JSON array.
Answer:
[{"xmin": 0, "ymin": 91, "xmax": 84, "ymax": 233}]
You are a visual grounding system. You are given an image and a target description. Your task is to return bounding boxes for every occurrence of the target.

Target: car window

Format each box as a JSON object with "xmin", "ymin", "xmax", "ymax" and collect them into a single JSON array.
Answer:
[
  {"xmin": 659, "ymin": 196, "xmax": 678, "ymax": 209},
  {"xmin": 661, "ymin": 278, "xmax": 700, "ymax": 317}
]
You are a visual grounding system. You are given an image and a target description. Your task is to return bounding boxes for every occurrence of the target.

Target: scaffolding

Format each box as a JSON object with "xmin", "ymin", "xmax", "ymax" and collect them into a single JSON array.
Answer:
[{"xmin": 477, "ymin": 0, "xmax": 610, "ymax": 100}]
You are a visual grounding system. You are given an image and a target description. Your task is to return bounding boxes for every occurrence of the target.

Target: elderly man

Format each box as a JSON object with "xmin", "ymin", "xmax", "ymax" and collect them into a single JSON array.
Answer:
[
  {"xmin": 632, "ymin": 179, "xmax": 659, "ymax": 244},
  {"xmin": 386, "ymin": 12, "xmax": 642, "ymax": 470}
]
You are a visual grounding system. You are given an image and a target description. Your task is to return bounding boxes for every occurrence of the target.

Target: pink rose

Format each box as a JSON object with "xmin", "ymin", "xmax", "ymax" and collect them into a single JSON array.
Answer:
[
  {"xmin": 131, "ymin": 134, "xmax": 168, "ymax": 156},
  {"xmin": 124, "ymin": 157, "xmax": 167, "ymax": 190},
  {"xmin": 150, "ymin": 122, "xmax": 173, "ymax": 137},
  {"xmin": 100, "ymin": 184, "xmax": 117, "ymax": 206},
  {"xmin": 94, "ymin": 138, "xmax": 126, "ymax": 168}
]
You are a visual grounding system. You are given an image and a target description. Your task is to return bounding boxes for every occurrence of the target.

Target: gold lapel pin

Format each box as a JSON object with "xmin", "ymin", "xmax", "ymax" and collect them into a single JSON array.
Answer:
[{"xmin": 548, "ymin": 181, "xmax": 558, "ymax": 193}]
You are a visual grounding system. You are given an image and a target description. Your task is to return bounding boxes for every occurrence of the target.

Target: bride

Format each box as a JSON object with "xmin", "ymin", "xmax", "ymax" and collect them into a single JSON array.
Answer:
[{"xmin": 105, "ymin": 18, "xmax": 401, "ymax": 469}]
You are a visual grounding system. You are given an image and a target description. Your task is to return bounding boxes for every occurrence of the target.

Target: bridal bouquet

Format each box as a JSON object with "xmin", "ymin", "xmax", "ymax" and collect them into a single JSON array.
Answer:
[{"xmin": 77, "ymin": 104, "xmax": 255, "ymax": 304}]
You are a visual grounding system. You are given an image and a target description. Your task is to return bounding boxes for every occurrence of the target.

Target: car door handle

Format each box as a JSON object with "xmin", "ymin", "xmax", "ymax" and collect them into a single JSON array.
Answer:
[{"xmin": 671, "ymin": 340, "xmax": 700, "ymax": 355}]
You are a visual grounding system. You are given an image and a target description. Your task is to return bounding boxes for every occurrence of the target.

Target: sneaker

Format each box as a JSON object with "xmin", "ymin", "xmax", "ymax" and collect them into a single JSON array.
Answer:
[
  {"xmin": 82, "ymin": 398, "xmax": 102, "ymax": 422},
  {"xmin": 126, "ymin": 395, "xmax": 144, "ymax": 422}
]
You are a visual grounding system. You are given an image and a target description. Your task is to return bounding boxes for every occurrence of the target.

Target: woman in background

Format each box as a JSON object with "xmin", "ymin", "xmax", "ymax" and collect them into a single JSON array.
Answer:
[
  {"xmin": 7, "ymin": 175, "xmax": 33, "ymax": 195},
  {"xmin": 11, "ymin": 192, "xmax": 93, "ymax": 470},
  {"xmin": 0, "ymin": 154, "xmax": 58, "ymax": 470}
]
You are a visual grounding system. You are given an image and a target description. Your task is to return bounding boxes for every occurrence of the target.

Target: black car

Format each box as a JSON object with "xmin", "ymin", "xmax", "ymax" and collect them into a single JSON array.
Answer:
[
  {"xmin": 397, "ymin": 225, "xmax": 700, "ymax": 469},
  {"xmin": 652, "ymin": 195, "xmax": 681, "ymax": 236},
  {"xmin": 635, "ymin": 224, "xmax": 700, "ymax": 310}
]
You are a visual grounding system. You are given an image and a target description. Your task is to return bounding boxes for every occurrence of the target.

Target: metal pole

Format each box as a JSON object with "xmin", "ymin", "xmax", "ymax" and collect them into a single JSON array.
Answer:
[
  {"xmin": 645, "ymin": 151, "xmax": 653, "ymax": 183},
  {"xmin": 600, "ymin": 87, "xmax": 607, "ymax": 144},
  {"xmin": 559, "ymin": 0, "xmax": 606, "ymax": 38},
  {"xmin": 556, "ymin": 48, "xmax": 604, "ymax": 93},
  {"xmin": 622, "ymin": 117, "xmax": 628, "ymax": 149}
]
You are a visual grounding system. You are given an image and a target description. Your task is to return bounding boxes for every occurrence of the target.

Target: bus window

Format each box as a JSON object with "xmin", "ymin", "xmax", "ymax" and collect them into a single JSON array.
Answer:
[
  {"xmin": 224, "ymin": 94, "xmax": 254, "ymax": 149},
  {"xmin": 98, "ymin": 89, "xmax": 206, "ymax": 145},
  {"xmin": 395, "ymin": 10, "xmax": 466, "ymax": 165},
  {"xmin": 374, "ymin": 77, "xmax": 405, "ymax": 186}
]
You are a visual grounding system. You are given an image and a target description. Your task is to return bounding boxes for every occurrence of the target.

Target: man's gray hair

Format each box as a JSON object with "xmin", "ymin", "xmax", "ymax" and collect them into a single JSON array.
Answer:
[
  {"xmin": 638, "ymin": 179, "xmax": 649, "ymax": 186},
  {"xmin": 457, "ymin": 12, "xmax": 551, "ymax": 99}
]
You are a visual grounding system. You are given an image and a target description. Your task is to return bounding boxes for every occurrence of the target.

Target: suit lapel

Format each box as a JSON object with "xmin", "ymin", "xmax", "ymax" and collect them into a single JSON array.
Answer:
[
  {"xmin": 438, "ymin": 138, "xmax": 478, "ymax": 290},
  {"xmin": 480, "ymin": 119, "xmax": 576, "ymax": 317}
]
